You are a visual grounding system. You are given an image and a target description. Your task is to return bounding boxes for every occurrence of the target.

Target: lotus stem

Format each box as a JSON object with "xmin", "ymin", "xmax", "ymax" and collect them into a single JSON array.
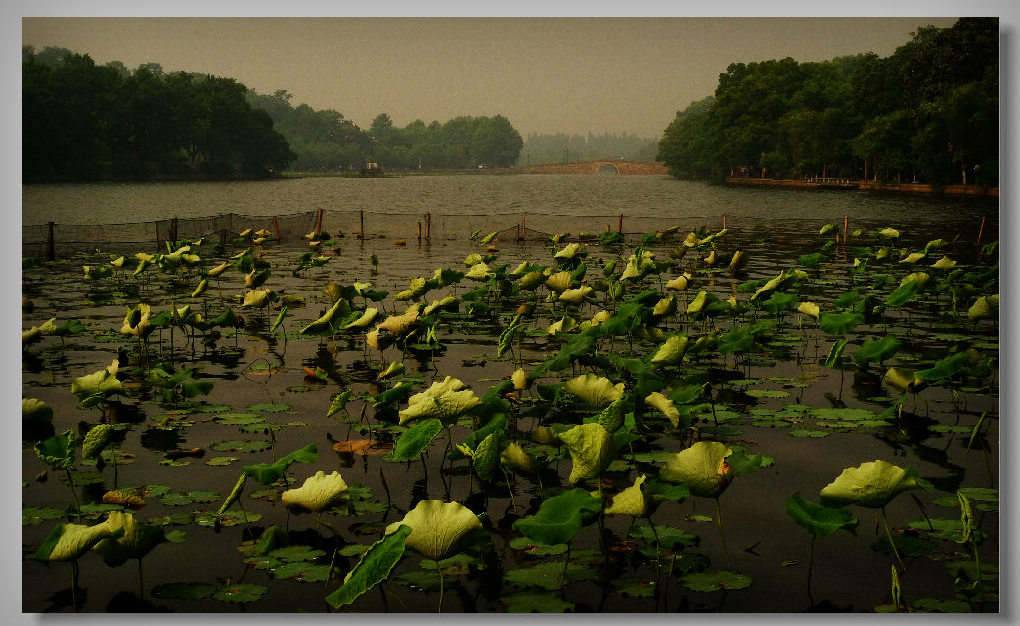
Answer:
[
  {"xmin": 64, "ymin": 469, "xmax": 81, "ymax": 518},
  {"xmin": 972, "ymin": 540, "xmax": 985, "ymax": 611},
  {"xmin": 715, "ymin": 497, "xmax": 731, "ymax": 569},
  {"xmin": 559, "ymin": 544, "xmax": 571, "ymax": 589},
  {"xmin": 437, "ymin": 567, "xmax": 444, "ymax": 613},
  {"xmin": 806, "ymin": 535, "xmax": 815, "ymax": 604},
  {"xmin": 881, "ymin": 506, "xmax": 906, "ymax": 570},
  {"xmin": 70, "ymin": 560, "xmax": 80, "ymax": 612}
]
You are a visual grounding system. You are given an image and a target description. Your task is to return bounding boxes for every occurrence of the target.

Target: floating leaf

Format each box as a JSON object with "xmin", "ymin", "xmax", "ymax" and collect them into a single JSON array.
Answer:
[
  {"xmin": 212, "ymin": 583, "xmax": 268, "ymax": 604},
  {"xmin": 681, "ymin": 571, "xmax": 752, "ymax": 592},
  {"xmin": 513, "ymin": 488, "xmax": 602, "ymax": 546}
]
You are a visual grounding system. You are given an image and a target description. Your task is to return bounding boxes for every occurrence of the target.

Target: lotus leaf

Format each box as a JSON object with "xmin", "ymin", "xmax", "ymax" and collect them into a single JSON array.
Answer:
[
  {"xmin": 645, "ymin": 392, "xmax": 680, "ymax": 428},
  {"xmin": 687, "ymin": 290, "xmax": 710, "ymax": 314},
  {"xmin": 681, "ymin": 571, "xmax": 752, "ymax": 592},
  {"xmin": 501, "ymin": 442, "xmax": 546, "ymax": 474},
  {"xmin": 604, "ymin": 474, "xmax": 649, "ymax": 516},
  {"xmin": 650, "ymin": 334, "xmax": 689, "ymax": 367},
  {"xmin": 818, "ymin": 311, "xmax": 863, "ymax": 335},
  {"xmin": 92, "ymin": 510, "xmax": 168, "ymax": 566},
  {"xmin": 914, "ymin": 351, "xmax": 969, "ymax": 383},
  {"xmin": 422, "ymin": 296, "xmax": 458, "ymax": 316},
  {"xmin": 819, "ymin": 224, "xmax": 836, "ymax": 235},
  {"xmin": 511, "ymin": 368, "xmax": 529, "ymax": 390},
  {"xmin": 563, "ymin": 374, "xmax": 625, "ymax": 409},
  {"xmin": 82, "ymin": 424, "xmax": 114, "ymax": 460},
  {"xmin": 594, "ymin": 397, "xmax": 628, "ymax": 432},
  {"xmin": 465, "ymin": 262, "xmax": 492, "ymax": 281},
  {"xmin": 546, "ymin": 316, "xmax": 577, "ymax": 336},
  {"xmin": 558, "ymin": 423, "xmax": 613, "ymax": 484},
  {"xmin": 34, "ymin": 430, "xmax": 75, "ymax": 470},
  {"xmin": 850, "ymin": 336, "xmax": 899, "ymax": 366},
  {"xmin": 385, "ymin": 500, "xmax": 482, "ymax": 560},
  {"xmin": 931, "ymin": 256, "xmax": 957, "ymax": 269},
  {"xmin": 398, "ymin": 376, "xmax": 481, "ymax": 425},
  {"xmin": 281, "ymin": 470, "xmax": 349, "ymax": 512},
  {"xmin": 797, "ymin": 252, "xmax": 827, "ymax": 267},
  {"xmin": 660, "ymin": 441, "xmax": 733, "ymax": 498},
  {"xmin": 554, "ymin": 242, "xmax": 583, "ymax": 260},
  {"xmin": 785, "ymin": 492, "xmax": 859, "ymax": 537},
  {"xmin": 518, "ymin": 270, "xmax": 547, "ymax": 290},
  {"xmin": 559, "ymin": 285, "xmax": 592, "ymax": 303},
  {"xmin": 967, "ymin": 294, "xmax": 998, "ymax": 319},
  {"xmin": 900, "ymin": 271, "xmax": 930, "ymax": 289},
  {"xmin": 376, "ymin": 304, "xmax": 421, "ymax": 335},
  {"xmin": 376, "ymin": 361, "xmax": 405, "ymax": 381},
  {"xmin": 718, "ymin": 324, "xmax": 757, "ymax": 354},
  {"xmin": 652, "ymin": 295, "xmax": 677, "ymax": 316},
  {"xmin": 819, "ymin": 460, "xmax": 924, "ymax": 508},
  {"xmin": 34, "ymin": 517, "xmax": 124, "ymax": 562},
  {"xmin": 300, "ymin": 297, "xmax": 348, "ymax": 334},
  {"xmin": 23, "ymin": 398, "xmax": 53, "ymax": 423},
  {"xmin": 513, "ymin": 488, "xmax": 602, "ymax": 546},
  {"xmin": 762, "ymin": 291, "xmax": 797, "ymax": 315},
  {"xmin": 326, "ymin": 525, "xmax": 411, "ymax": 608},
  {"xmin": 544, "ymin": 270, "xmax": 572, "ymax": 292},
  {"xmin": 71, "ymin": 360, "xmax": 122, "ymax": 398},
  {"xmin": 343, "ymin": 307, "xmax": 379, "ymax": 329},
  {"xmin": 879, "ymin": 227, "xmax": 900, "ymax": 239},
  {"xmin": 883, "ymin": 367, "xmax": 926, "ymax": 394},
  {"xmin": 900, "ymin": 252, "xmax": 926, "ymax": 264},
  {"xmin": 665, "ymin": 273, "xmax": 691, "ymax": 291},
  {"xmin": 120, "ymin": 303, "xmax": 152, "ymax": 337},
  {"xmin": 242, "ymin": 289, "xmax": 270, "ymax": 308}
]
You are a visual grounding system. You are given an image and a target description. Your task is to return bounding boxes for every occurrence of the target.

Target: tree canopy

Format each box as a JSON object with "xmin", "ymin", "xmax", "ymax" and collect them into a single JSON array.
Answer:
[
  {"xmin": 23, "ymin": 46, "xmax": 295, "ymax": 182},
  {"xmin": 656, "ymin": 18, "xmax": 998, "ymax": 187}
]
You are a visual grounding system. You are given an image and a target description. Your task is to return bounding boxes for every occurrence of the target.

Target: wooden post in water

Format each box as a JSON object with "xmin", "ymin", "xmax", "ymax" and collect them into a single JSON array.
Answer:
[
  {"xmin": 417, "ymin": 222, "xmax": 422, "ymax": 242},
  {"xmin": 359, "ymin": 210, "xmax": 365, "ymax": 239},
  {"xmin": 723, "ymin": 214, "xmax": 727, "ymax": 229},
  {"xmin": 170, "ymin": 217, "xmax": 178, "ymax": 246},
  {"xmin": 273, "ymin": 216, "xmax": 281, "ymax": 241},
  {"xmin": 976, "ymin": 216, "xmax": 986, "ymax": 248},
  {"xmin": 425, "ymin": 212, "xmax": 431, "ymax": 240},
  {"xmin": 618, "ymin": 213, "xmax": 623, "ymax": 234},
  {"xmin": 315, "ymin": 208, "xmax": 323, "ymax": 235},
  {"xmin": 46, "ymin": 222, "xmax": 55, "ymax": 261}
]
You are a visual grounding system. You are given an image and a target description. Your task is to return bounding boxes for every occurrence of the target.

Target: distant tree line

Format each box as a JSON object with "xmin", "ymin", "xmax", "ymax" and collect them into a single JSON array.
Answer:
[
  {"xmin": 23, "ymin": 46, "xmax": 295, "ymax": 182},
  {"xmin": 657, "ymin": 18, "xmax": 998, "ymax": 187},
  {"xmin": 248, "ymin": 89, "xmax": 525, "ymax": 172},
  {"xmin": 517, "ymin": 132, "xmax": 658, "ymax": 166}
]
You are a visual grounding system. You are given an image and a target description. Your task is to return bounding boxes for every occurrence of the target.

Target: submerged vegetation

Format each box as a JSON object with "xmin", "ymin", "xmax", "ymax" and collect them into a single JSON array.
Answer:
[{"xmin": 22, "ymin": 216, "xmax": 998, "ymax": 613}]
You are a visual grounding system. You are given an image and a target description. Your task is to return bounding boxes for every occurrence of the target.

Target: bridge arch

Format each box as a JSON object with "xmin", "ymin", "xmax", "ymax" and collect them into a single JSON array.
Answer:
[{"xmin": 597, "ymin": 163, "xmax": 619, "ymax": 175}]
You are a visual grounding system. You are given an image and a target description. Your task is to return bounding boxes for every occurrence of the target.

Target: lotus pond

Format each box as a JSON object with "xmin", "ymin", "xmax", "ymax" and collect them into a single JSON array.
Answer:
[{"xmin": 22, "ymin": 218, "xmax": 999, "ymax": 613}]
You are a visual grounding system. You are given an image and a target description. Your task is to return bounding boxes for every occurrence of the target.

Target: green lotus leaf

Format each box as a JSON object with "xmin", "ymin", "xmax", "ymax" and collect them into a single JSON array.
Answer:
[
  {"xmin": 242, "ymin": 443, "xmax": 319, "ymax": 485},
  {"xmin": 544, "ymin": 270, "xmax": 572, "ymax": 293},
  {"xmin": 554, "ymin": 242, "xmax": 584, "ymax": 260},
  {"xmin": 900, "ymin": 271, "xmax": 930, "ymax": 289},
  {"xmin": 299, "ymin": 297, "xmax": 348, "ymax": 334},
  {"xmin": 281, "ymin": 470, "xmax": 349, "ymax": 512},
  {"xmin": 967, "ymin": 294, "xmax": 998, "ymax": 319},
  {"xmin": 718, "ymin": 324, "xmax": 757, "ymax": 354},
  {"xmin": 818, "ymin": 311, "xmax": 863, "ymax": 335},
  {"xmin": 650, "ymin": 334, "xmax": 689, "ymax": 367},
  {"xmin": 459, "ymin": 432, "xmax": 503, "ymax": 482},
  {"xmin": 34, "ymin": 518, "xmax": 124, "ymax": 562},
  {"xmin": 604, "ymin": 474, "xmax": 649, "ymax": 516},
  {"xmin": 886, "ymin": 279, "xmax": 920, "ymax": 306},
  {"xmin": 518, "ymin": 270, "xmax": 547, "ymax": 290},
  {"xmin": 558, "ymin": 423, "xmax": 613, "ymax": 484},
  {"xmin": 762, "ymin": 291, "xmax": 797, "ymax": 315},
  {"xmin": 883, "ymin": 367, "xmax": 927, "ymax": 394},
  {"xmin": 562, "ymin": 373, "xmax": 624, "ymax": 409},
  {"xmin": 900, "ymin": 251, "xmax": 926, "ymax": 264},
  {"xmin": 376, "ymin": 303, "xmax": 421, "ymax": 335},
  {"xmin": 686, "ymin": 290, "xmax": 710, "ymax": 314},
  {"xmin": 391, "ymin": 418, "xmax": 443, "ymax": 461},
  {"xmin": 785, "ymin": 492, "xmax": 858, "ymax": 537},
  {"xmin": 819, "ymin": 223, "xmax": 836, "ymax": 236},
  {"xmin": 34, "ymin": 430, "xmax": 75, "ymax": 470},
  {"xmin": 92, "ymin": 510, "xmax": 168, "ymax": 566},
  {"xmin": 500, "ymin": 442, "xmax": 547, "ymax": 474},
  {"xmin": 797, "ymin": 252, "xmax": 827, "ymax": 267},
  {"xmin": 513, "ymin": 488, "xmax": 602, "ymax": 546},
  {"xmin": 819, "ymin": 460, "xmax": 924, "ymax": 508},
  {"xmin": 81, "ymin": 423, "xmax": 114, "ymax": 460},
  {"xmin": 914, "ymin": 351, "xmax": 969, "ymax": 383},
  {"xmin": 71, "ymin": 360, "xmax": 122, "ymax": 398},
  {"xmin": 398, "ymin": 376, "xmax": 481, "ymax": 425},
  {"xmin": 385, "ymin": 500, "xmax": 482, "ymax": 560},
  {"xmin": 853, "ymin": 336, "xmax": 901, "ymax": 365},
  {"xmin": 660, "ymin": 441, "xmax": 733, "ymax": 499},
  {"xmin": 23, "ymin": 398, "xmax": 53, "ymax": 423},
  {"xmin": 594, "ymin": 396, "xmax": 628, "ymax": 432},
  {"xmin": 681, "ymin": 571, "xmax": 752, "ymax": 592},
  {"xmin": 645, "ymin": 392, "xmax": 680, "ymax": 428},
  {"xmin": 879, "ymin": 227, "xmax": 900, "ymax": 239}
]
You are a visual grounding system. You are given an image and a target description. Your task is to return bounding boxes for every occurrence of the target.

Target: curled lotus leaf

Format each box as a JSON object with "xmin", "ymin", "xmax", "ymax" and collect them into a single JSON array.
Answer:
[
  {"xmin": 300, "ymin": 298, "xmax": 347, "ymax": 334},
  {"xmin": 281, "ymin": 471, "xmax": 349, "ymax": 512},
  {"xmin": 558, "ymin": 423, "xmax": 613, "ymax": 484},
  {"xmin": 967, "ymin": 294, "xmax": 998, "ymax": 319},
  {"xmin": 645, "ymin": 392, "xmax": 680, "ymax": 428},
  {"xmin": 518, "ymin": 270, "xmax": 547, "ymax": 290},
  {"xmin": 797, "ymin": 302, "xmax": 820, "ymax": 319},
  {"xmin": 546, "ymin": 316, "xmax": 577, "ymax": 336},
  {"xmin": 900, "ymin": 272, "xmax": 930, "ymax": 289},
  {"xmin": 35, "ymin": 518, "xmax": 124, "ymax": 562},
  {"xmin": 604, "ymin": 474, "xmax": 649, "ymax": 516},
  {"xmin": 384, "ymin": 500, "xmax": 482, "ymax": 560},
  {"xmin": 242, "ymin": 289, "xmax": 270, "ymax": 309},
  {"xmin": 376, "ymin": 304, "xmax": 421, "ymax": 335},
  {"xmin": 82, "ymin": 424, "xmax": 114, "ymax": 459},
  {"xmin": 71, "ymin": 360, "xmax": 122, "ymax": 398},
  {"xmin": 501, "ymin": 442, "xmax": 546, "ymax": 474},
  {"xmin": 652, "ymin": 295, "xmax": 677, "ymax": 316},
  {"xmin": 650, "ymin": 334, "xmax": 689, "ymax": 367},
  {"xmin": 931, "ymin": 256, "xmax": 957, "ymax": 270},
  {"xmin": 559, "ymin": 285, "xmax": 593, "ymax": 303},
  {"xmin": 92, "ymin": 510, "xmax": 168, "ymax": 566},
  {"xmin": 465, "ymin": 262, "xmax": 493, "ymax": 281},
  {"xmin": 883, "ymin": 367, "xmax": 927, "ymax": 394},
  {"xmin": 660, "ymin": 441, "xmax": 733, "ymax": 499},
  {"xmin": 554, "ymin": 242, "xmax": 584, "ymax": 260},
  {"xmin": 343, "ymin": 307, "xmax": 379, "ymax": 329},
  {"xmin": 398, "ymin": 376, "xmax": 481, "ymax": 425},
  {"xmin": 23, "ymin": 398, "xmax": 54, "ymax": 423},
  {"xmin": 899, "ymin": 251, "xmax": 926, "ymax": 264},
  {"xmin": 120, "ymin": 303, "xmax": 152, "ymax": 337},
  {"xmin": 544, "ymin": 270, "xmax": 573, "ymax": 293},
  {"xmin": 665, "ymin": 273, "xmax": 691, "ymax": 291},
  {"xmin": 422, "ymin": 296, "xmax": 458, "ymax": 316},
  {"xmin": 819, "ymin": 460, "xmax": 924, "ymax": 508},
  {"xmin": 562, "ymin": 373, "xmax": 625, "ymax": 409},
  {"xmin": 511, "ymin": 368, "xmax": 529, "ymax": 390},
  {"xmin": 879, "ymin": 227, "xmax": 900, "ymax": 239}
]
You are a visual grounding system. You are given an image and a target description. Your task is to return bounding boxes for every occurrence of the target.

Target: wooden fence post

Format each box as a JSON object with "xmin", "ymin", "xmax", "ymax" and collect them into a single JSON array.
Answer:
[
  {"xmin": 46, "ymin": 222, "xmax": 55, "ymax": 261},
  {"xmin": 425, "ymin": 213, "xmax": 431, "ymax": 240},
  {"xmin": 618, "ymin": 213, "xmax": 623, "ymax": 234},
  {"xmin": 360, "ymin": 210, "xmax": 365, "ymax": 239},
  {"xmin": 273, "ymin": 216, "xmax": 281, "ymax": 241}
]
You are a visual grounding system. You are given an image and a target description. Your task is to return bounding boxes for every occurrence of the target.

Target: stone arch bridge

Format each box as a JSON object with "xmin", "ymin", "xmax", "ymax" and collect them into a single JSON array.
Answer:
[{"xmin": 517, "ymin": 160, "xmax": 668, "ymax": 175}]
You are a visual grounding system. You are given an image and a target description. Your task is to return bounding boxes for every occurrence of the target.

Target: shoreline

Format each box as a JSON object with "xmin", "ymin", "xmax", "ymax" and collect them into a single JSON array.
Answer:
[{"xmin": 725, "ymin": 175, "xmax": 998, "ymax": 198}]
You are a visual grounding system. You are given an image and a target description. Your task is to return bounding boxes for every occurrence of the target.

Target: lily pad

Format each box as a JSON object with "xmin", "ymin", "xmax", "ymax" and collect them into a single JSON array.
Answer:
[{"xmin": 681, "ymin": 571, "xmax": 752, "ymax": 592}]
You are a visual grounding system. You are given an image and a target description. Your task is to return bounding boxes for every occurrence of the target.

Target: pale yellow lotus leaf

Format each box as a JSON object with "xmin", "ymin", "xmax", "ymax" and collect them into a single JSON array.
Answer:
[
  {"xmin": 645, "ymin": 392, "xmax": 680, "ymax": 428},
  {"xmin": 281, "ymin": 470, "xmax": 349, "ymax": 512},
  {"xmin": 545, "ymin": 270, "xmax": 572, "ymax": 293},
  {"xmin": 819, "ymin": 460, "xmax": 921, "ymax": 508},
  {"xmin": 385, "ymin": 500, "xmax": 482, "ymax": 560},
  {"xmin": 660, "ymin": 441, "xmax": 733, "ymax": 498},
  {"xmin": 398, "ymin": 376, "xmax": 481, "ymax": 425},
  {"xmin": 242, "ymin": 289, "xmax": 270, "ymax": 308},
  {"xmin": 797, "ymin": 302, "xmax": 820, "ymax": 319},
  {"xmin": 47, "ymin": 518, "xmax": 122, "ymax": 561},
  {"xmin": 665, "ymin": 274, "xmax": 690, "ymax": 291},
  {"xmin": 559, "ymin": 285, "xmax": 593, "ymax": 303},
  {"xmin": 604, "ymin": 474, "xmax": 649, "ymax": 516},
  {"xmin": 563, "ymin": 373, "xmax": 624, "ymax": 409},
  {"xmin": 511, "ymin": 368, "xmax": 529, "ymax": 390},
  {"xmin": 207, "ymin": 261, "xmax": 230, "ymax": 277},
  {"xmin": 501, "ymin": 442, "xmax": 546, "ymax": 474},
  {"xmin": 344, "ymin": 307, "xmax": 379, "ymax": 329},
  {"xmin": 377, "ymin": 304, "xmax": 421, "ymax": 335},
  {"xmin": 653, "ymin": 295, "xmax": 676, "ymax": 316},
  {"xmin": 931, "ymin": 256, "xmax": 957, "ymax": 270},
  {"xmin": 558, "ymin": 423, "xmax": 613, "ymax": 484},
  {"xmin": 651, "ymin": 335, "xmax": 689, "ymax": 367}
]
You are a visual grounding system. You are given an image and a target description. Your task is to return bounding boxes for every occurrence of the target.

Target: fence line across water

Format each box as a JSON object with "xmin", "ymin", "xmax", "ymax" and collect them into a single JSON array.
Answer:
[{"xmin": 22, "ymin": 207, "xmax": 989, "ymax": 260}]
